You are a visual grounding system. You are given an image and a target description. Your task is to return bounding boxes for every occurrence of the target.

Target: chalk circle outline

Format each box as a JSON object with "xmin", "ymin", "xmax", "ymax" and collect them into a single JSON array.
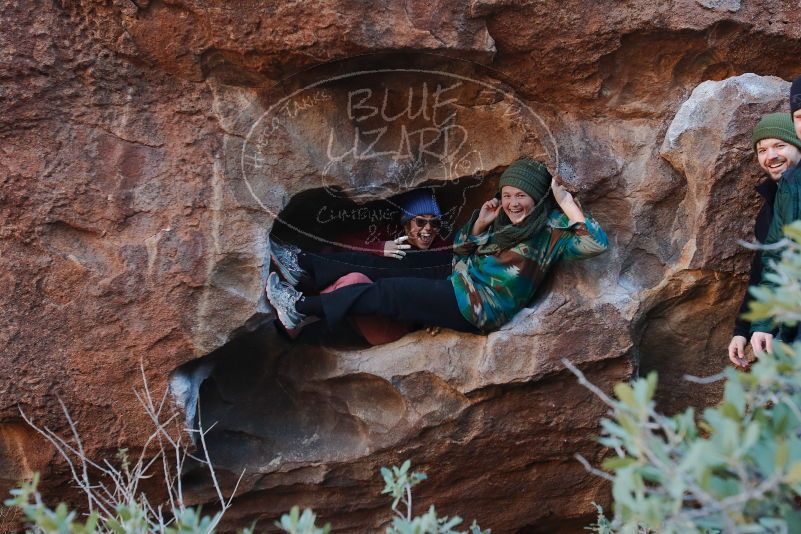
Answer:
[{"xmin": 240, "ymin": 58, "xmax": 559, "ymax": 253}]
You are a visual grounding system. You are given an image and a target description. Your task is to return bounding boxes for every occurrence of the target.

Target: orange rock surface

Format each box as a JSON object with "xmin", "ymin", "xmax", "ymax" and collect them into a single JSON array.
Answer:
[{"xmin": 2, "ymin": 0, "xmax": 799, "ymax": 531}]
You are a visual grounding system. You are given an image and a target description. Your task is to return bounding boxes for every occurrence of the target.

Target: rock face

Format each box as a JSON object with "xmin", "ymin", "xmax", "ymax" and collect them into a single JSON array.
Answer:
[
  {"xmin": 650, "ymin": 74, "xmax": 789, "ymax": 411},
  {"xmin": 2, "ymin": 0, "xmax": 800, "ymax": 531}
]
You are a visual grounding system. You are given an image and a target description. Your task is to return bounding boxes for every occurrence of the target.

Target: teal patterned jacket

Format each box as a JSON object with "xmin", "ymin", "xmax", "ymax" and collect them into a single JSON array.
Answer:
[{"xmin": 449, "ymin": 209, "xmax": 609, "ymax": 331}]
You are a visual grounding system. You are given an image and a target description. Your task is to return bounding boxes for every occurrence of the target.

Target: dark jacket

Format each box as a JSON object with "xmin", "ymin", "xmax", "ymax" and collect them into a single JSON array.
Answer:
[
  {"xmin": 751, "ymin": 165, "xmax": 801, "ymax": 337},
  {"xmin": 733, "ymin": 179, "xmax": 777, "ymax": 337}
]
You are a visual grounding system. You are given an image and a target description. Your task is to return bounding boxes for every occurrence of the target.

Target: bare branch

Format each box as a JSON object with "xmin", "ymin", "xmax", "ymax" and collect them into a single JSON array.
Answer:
[
  {"xmin": 561, "ymin": 358, "xmax": 617, "ymax": 408},
  {"xmin": 405, "ymin": 483, "xmax": 413, "ymax": 521},
  {"xmin": 683, "ymin": 372, "xmax": 727, "ymax": 385},
  {"xmin": 736, "ymin": 238, "xmax": 790, "ymax": 251},
  {"xmin": 17, "ymin": 406, "xmax": 115, "ymax": 519},
  {"xmin": 195, "ymin": 403, "xmax": 226, "ymax": 507},
  {"xmin": 574, "ymin": 453, "xmax": 615, "ymax": 482},
  {"xmin": 226, "ymin": 469, "xmax": 247, "ymax": 509}
]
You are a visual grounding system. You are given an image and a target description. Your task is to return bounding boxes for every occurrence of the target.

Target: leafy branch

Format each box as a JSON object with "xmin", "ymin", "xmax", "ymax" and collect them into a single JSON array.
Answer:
[{"xmin": 572, "ymin": 220, "xmax": 801, "ymax": 533}]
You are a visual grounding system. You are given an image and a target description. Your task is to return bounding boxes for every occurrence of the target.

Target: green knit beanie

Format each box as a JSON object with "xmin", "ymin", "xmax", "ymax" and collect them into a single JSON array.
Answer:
[
  {"xmin": 498, "ymin": 159, "xmax": 552, "ymax": 200},
  {"xmin": 752, "ymin": 113, "xmax": 801, "ymax": 152}
]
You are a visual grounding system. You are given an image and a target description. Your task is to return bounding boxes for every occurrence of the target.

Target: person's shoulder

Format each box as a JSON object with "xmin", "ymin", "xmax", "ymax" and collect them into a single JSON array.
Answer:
[
  {"xmin": 782, "ymin": 164, "xmax": 801, "ymax": 185},
  {"xmin": 755, "ymin": 179, "xmax": 777, "ymax": 198}
]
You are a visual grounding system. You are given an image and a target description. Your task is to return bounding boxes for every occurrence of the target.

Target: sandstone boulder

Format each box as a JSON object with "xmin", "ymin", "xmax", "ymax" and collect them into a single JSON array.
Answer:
[{"xmin": 2, "ymin": 0, "xmax": 800, "ymax": 531}]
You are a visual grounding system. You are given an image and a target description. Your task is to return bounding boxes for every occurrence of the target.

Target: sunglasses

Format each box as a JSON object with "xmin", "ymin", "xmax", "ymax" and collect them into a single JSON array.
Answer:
[{"xmin": 411, "ymin": 217, "xmax": 443, "ymax": 229}]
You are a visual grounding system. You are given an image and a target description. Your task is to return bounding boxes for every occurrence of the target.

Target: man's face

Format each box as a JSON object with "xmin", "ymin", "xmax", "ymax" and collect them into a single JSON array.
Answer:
[
  {"xmin": 793, "ymin": 109, "xmax": 801, "ymax": 140},
  {"xmin": 403, "ymin": 214, "xmax": 441, "ymax": 250},
  {"xmin": 756, "ymin": 138, "xmax": 801, "ymax": 181}
]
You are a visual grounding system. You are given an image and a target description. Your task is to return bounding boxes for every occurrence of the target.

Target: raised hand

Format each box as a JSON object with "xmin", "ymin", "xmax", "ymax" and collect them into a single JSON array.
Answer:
[
  {"xmin": 551, "ymin": 175, "xmax": 585, "ymax": 223},
  {"xmin": 472, "ymin": 198, "xmax": 501, "ymax": 235},
  {"xmin": 550, "ymin": 176, "xmax": 570, "ymax": 204},
  {"xmin": 383, "ymin": 236, "xmax": 411, "ymax": 260}
]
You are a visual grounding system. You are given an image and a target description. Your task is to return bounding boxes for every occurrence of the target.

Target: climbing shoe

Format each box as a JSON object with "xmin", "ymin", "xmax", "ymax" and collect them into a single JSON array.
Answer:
[
  {"xmin": 265, "ymin": 272, "xmax": 306, "ymax": 331},
  {"xmin": 269, "ymin": 238, "xmax": 306, "ymax": 287}
]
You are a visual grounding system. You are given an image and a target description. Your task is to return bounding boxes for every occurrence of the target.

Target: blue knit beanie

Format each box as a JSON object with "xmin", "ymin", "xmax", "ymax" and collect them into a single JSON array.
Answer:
[{"xmin": 394, "ymin": 189, "xmax": 442, "ymax": 223}]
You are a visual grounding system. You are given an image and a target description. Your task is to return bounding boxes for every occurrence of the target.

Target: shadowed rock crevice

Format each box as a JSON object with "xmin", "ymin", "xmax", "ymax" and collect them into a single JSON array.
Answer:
[
  {"xmin": 0, "ymin": 423, "xmax": 52, "ymax": 498},
  {"xmin": 270, "ymin": 177, "xmax": 495, "ymax": 252},
  {"xmin": 175, "ymin": 335, "xmax": 631, "ymax": 531},
  {"xmin": 632, "ymin": 269, "xmax": 740, "ymax": 412}
]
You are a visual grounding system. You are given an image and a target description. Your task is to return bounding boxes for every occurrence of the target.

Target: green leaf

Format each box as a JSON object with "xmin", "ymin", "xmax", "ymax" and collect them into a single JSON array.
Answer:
[
  {"xmin": 787, "ymin": 462, "xmax": 801, "ymax": 484},
  {"xmin": 614, "ymin": 383, "xmax": 637, "ymax": 409},
  {"xmin": 602, "ymin": 456, "xmax": 637, "ymax": 470},
  {"xmin": 777, "ymin": 440, "xmax": 790, "ymax": 470}
]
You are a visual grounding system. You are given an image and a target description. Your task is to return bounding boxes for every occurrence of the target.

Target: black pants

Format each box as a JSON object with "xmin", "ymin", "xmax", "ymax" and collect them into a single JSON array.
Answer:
[
  {"xmin": 299, "ymin": 250, "xmax": 452, "ymax": 292},
  {"xmin": 317, "ymin": 277, "xmax": 477, "ymax": 333}
]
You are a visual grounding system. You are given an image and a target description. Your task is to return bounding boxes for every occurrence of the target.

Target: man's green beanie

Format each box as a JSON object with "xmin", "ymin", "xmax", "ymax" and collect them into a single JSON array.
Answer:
[
  {"xmin": 752, "ymin": 113, "xmax": 801, "ymax": 152},
  {"xmin": 498, "ymin": 159, "xmax": 552, "ymax": 200}
]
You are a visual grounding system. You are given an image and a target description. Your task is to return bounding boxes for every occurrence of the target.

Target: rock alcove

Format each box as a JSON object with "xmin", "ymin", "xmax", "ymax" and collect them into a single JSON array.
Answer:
[
  {"xmin": 169, "ymin": 53, "xmax": 632, "ymax": 530},
  {"xmin": 169, "ymin": 68, "xmax": 798, "ymax": 529},
  {"xmin": 173, "ymin": 169, "xmax": 624, "ymax": 531}
]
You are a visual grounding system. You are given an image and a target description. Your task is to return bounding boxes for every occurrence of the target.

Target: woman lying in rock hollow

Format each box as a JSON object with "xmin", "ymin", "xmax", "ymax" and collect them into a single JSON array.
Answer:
[
  {"xmin": 271, "ymin": 188, "xmax": 454, "ymax": 295},
  {"xmin": 269, "ymin": 188, "xmax": 454, "ymax": 342},
  {"xmin": 266, "ymin": 159, "xmax": 609, "ymax": 338}
]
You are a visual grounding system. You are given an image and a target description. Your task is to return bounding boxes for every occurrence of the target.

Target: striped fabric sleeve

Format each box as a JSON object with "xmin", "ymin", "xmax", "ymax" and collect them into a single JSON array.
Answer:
[
  {"xmin": 452, "ymin": 220, "xmax": 490, "ymax": 257},
  {"xmin": 561, "ymin": 214, "xmax": 609, "ymax": 260}
]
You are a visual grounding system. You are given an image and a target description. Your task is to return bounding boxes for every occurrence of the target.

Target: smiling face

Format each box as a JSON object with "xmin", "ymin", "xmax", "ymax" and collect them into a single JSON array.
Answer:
[
  {"xmin": 501, "ymin": 185, "xmax": 536, "ymax": 225},
  {"xmin": 403, "ymin": 214, "xmax": 441, "ymax": 249},
  {"xmin": 756, "ymin": 138, "xmax": 801, "ymax": 181}
]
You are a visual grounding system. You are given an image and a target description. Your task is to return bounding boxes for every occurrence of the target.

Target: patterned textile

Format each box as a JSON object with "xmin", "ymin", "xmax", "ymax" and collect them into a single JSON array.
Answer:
[{"xmin": 449, "ymin": 209, "xmax": 609, "ymax": 331}]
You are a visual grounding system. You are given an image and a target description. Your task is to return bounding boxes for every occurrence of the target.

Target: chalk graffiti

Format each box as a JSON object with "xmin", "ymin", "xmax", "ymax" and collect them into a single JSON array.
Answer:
[{"xmin": 236, "ymin": 61, "xmax": 556, "ymax": 250}]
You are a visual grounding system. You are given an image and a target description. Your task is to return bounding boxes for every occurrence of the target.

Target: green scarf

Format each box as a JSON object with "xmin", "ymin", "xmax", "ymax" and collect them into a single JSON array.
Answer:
[{"xmin": 468, "ymin": 193, "xmax": 557, "ymax": 255}]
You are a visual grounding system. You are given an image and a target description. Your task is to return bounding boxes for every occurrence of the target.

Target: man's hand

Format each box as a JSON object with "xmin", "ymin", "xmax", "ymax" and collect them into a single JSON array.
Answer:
[
  {"xmin": 750, "ymin": 331, "xmax": 774, "ymax": 356},
  {"xmin": 472, "ymin": 198, "xmax": 501, "ymax": 235},
  {"xmin": 727, "ymin": 335, "xmax": 748, "ymax": 368},
  {"xmin": 383, "ymin": 236, "xmax": 411, "ymax": 260}
]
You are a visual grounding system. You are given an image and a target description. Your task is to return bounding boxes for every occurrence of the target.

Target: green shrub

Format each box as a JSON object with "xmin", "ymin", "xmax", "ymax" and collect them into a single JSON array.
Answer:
[
  {"xmin": 379, "ymin": 460, "xmax": 487, "ymax": 534},
  {"xmin": 5, "ymin": 460, "xmax": 488, "ymax": 533},
  {"xmin": 575, "ymin": 221, "xmax": 801, "ymax": 533},
  {"xmin": 6, "ymin": 473, "xmax": 220, "ymax": 534}
]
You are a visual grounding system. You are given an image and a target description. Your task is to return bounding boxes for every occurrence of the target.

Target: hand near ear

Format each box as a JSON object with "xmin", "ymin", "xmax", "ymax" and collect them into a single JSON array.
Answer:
[{"xmin": 472, "ymin": 198, "xmax": 501, "ymax": 235}]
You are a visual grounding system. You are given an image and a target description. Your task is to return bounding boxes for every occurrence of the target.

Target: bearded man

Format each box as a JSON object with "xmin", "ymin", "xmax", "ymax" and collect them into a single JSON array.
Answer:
[{"xmin": 729, "ymin": 112, "xmax": 801, "ymax": 367}]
